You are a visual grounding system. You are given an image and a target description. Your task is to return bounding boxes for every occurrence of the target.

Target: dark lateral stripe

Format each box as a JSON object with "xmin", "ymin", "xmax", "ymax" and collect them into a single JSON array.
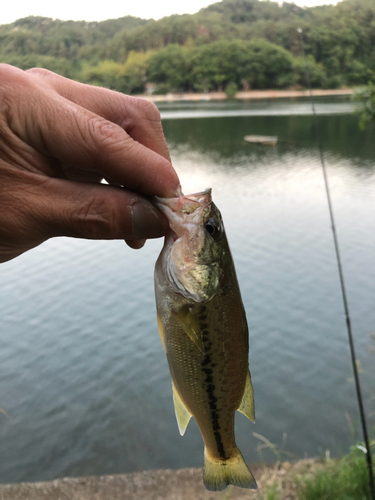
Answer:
[
  {"xmin": 201, "ymin": 356, "xmax": 211, "ymax": 366},
  {"xmin": 201, "ymin": 334, "xmax": 227, "ymax": 461}
]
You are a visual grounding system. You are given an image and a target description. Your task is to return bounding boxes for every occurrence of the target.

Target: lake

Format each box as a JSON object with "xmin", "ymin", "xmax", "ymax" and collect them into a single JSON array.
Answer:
[{"xmin": 0, "ymin": 97, "xmax": 374, "ymax": 483}]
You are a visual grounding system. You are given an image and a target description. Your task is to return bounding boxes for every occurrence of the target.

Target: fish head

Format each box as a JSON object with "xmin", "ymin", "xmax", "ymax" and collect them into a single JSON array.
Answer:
[{"xmin": 155, "ymin": 188, "xmax": 226, "ymax": 303}]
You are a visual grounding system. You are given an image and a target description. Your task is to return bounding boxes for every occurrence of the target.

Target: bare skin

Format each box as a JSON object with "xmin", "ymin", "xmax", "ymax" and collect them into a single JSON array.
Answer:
[{"xmin": 0, "ymin": 64, "xmax": 181, "ymax": 263}]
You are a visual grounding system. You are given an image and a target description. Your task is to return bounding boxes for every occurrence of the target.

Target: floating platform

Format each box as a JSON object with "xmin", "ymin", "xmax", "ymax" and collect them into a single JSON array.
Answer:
[{"xmin": 244, "ymin": 135, "xmax": 278, "ymax": 146}]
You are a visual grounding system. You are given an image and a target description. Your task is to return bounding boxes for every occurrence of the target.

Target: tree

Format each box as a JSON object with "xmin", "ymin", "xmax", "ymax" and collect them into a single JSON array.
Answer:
[
  {"xmin": 0, "ymin": 54, "xmax": 77, "ymax": 79},
  {"xmin": 352, "ymin": 83, "xmax": 375, "ymax": 129},
  {"xmin": 80, "ymin": 60, "xmax": 127, "ymax": 90},
  {"xmin": 1, "ymin": 0, "xmax": 375, "ymax": 91},
  {"xmin": 147, "ymin": 45, "xmax": 191, "ymax": 91},
  {"xmin": 80, "ymin": 51, "xmax": 153, "ymax": 94},
  {"xmin": 292, "ymin": 55, "xmax": 327, "ymax": 89},
  {"xmin": 122, "ymin": 51, "xmax": 154, "ymax": 94}
]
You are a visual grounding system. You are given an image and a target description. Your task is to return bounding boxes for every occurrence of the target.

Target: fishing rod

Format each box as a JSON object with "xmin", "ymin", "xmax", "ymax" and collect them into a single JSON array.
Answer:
[{"xmin": 297, "ymin": 28, "xmax": 375, "ymax": 499}]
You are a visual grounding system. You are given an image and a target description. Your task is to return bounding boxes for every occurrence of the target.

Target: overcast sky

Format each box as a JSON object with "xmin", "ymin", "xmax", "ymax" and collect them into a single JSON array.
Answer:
[{"xmin": 2, "ymin": 0, "xmax": 338, "ymax": 25}]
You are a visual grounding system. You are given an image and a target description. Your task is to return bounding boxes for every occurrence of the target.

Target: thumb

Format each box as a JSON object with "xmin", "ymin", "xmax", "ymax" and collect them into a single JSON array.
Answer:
[
  {"xmin": 0, "ymin": 169, "xmax": 168, "ymax": 263},
  {"xmin": 40, "ymin": 177, "xmax": 168, "ymax": 241}
]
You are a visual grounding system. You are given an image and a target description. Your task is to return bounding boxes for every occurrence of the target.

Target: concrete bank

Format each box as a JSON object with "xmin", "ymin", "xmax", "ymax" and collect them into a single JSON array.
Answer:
[
  {"xmin": 0, "ymin": 460, "xmax": 320, "ymax": 500},
  {"xmin": 142, "ymin": 88, "xmax": 353, "ymax": 102}
]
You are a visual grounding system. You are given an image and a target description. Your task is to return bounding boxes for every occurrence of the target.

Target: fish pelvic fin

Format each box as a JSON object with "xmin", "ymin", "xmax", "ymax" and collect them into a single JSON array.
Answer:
[
  {"xmin": 203, "ymin": 446, "xmax": 257, "ymax": 491},
  {"xmin": 172, "ymin": 382, "xmax": 192, "ymax": 436},
  {"xmin": 237, "ymin": 370, "xmax": 255, "ymax": 423},
  {"xmin": 156, "ymin": 310, "xmax": 166, "ymax": 352},
  {"xmin": 173, "ymin": 307, "xmax": 205, "ymax": 354}
]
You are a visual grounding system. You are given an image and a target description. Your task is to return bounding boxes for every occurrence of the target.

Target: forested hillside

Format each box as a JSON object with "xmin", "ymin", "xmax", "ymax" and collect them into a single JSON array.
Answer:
[{"xmin": 0, "ymin": 0, "xmax": 374, "ymax": 94}]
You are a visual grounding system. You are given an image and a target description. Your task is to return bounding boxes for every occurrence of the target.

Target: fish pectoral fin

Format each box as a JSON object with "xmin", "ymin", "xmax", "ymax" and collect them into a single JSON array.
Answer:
[
  {"xmin": 173, "ymin": 307, "xmax": 205, "ymax": 354},
  {"xmin": 237, "ymin": 370, "xmax": 255, "ymax": 423},
  {"xmin": 156, "ymin": 310, "xmax": 166, "ymax": 352},
  {"xmin": 172, "ymin": 382, "xmax": 192, "ymax": 436}
]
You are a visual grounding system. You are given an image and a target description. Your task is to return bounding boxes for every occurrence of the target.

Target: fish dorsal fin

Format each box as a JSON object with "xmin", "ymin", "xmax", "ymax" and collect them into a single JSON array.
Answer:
[
  {"xmin": 156, "ymin": 310, "xmax": 166, "ymax": 352},
  {"xmin": 172, "ymin": 382, "xmax": 192, "ymax": 436},
  {"xmin": 173, "ymin": 307, "xmax": 205, "ymax": 354},
  {"xmin": 237, "ymin": 370, "xmax": 255, "ymax": 423}
]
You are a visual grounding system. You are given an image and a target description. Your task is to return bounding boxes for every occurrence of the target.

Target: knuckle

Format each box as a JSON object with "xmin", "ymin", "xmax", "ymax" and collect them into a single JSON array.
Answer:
[
  {"xmin": 0, "ymin": 65, "xmax": 49, "ymax": 115},
  {"xmin": 88, "ymin": 116, "xmax": 122, "ymax": 144},
  {"xmin": 0, "ymin": 63, "xmax": 23, "ymax": 82},
  {"xmin": 86, "ymin": 116, "xmax": 132, "ymax": 156},
  {"xmin": 25, "ymin": 67, "xmax": 54, "ymax": 78},
  {"xmin": 116, "ymin": 96, "xmax": 162, "ymax": 132},
  {"xmin": 0, "ymin": 64, "xmax": 28, "ymax": 99}
]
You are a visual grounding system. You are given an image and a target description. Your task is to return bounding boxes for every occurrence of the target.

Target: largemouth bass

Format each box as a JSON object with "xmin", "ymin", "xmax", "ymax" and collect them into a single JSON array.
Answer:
[{"xmin": 154, "ymin": 188, "xmax": 256, "ymax": 491}]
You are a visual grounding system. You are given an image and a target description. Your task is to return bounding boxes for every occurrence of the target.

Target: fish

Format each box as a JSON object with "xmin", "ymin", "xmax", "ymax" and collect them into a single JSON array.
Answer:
[{"xmin": 154, "ymin": 188, "xmax": 257, "ymax": 491}]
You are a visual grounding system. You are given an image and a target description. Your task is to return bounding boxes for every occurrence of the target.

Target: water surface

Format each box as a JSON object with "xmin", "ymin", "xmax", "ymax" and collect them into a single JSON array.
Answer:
[{"xmin": 0, "ymin": 97, "xmax": 374, "ymax": 483}]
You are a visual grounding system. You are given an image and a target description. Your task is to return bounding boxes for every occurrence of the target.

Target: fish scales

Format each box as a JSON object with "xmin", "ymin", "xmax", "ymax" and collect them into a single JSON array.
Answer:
[
  {"xmin": 154, "ymin": 188, "xmax": 256, "ymax": 491},
  {"xmin": 164, "ymin": 268, "xmax": 248, "ymax": 460}
]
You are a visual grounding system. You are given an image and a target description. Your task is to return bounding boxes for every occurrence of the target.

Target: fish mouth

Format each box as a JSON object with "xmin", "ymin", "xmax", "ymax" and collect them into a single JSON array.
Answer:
[
  {"xmin": 154, "ymin": 188, "xmax": 212, "ymax": 235},
  {"xmin": 155, "ymin": 188, "xmax": 219, "ymax": 303},
  {"xmin": 182, "ymin": 188, "xmax": 212, "ymax": 207}
]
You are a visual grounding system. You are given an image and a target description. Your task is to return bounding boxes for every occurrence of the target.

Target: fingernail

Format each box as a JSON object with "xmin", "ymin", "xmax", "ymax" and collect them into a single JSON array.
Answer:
[
  {"xmin": 174, "ymin": 184, "xmax": 183, "ymax": 197},
  {"xmin": 131, "ymin": 201, "xmax": 168, "ymax": 239}
]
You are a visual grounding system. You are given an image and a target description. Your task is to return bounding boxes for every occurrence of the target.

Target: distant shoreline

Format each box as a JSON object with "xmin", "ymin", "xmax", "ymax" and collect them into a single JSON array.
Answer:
[{"xmin": 142, "ymin": 88, "xmax": 354, "ymax": 103}]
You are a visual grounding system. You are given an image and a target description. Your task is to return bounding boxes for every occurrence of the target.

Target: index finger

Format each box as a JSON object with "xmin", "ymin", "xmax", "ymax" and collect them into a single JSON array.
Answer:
[
  {"xmin": 26, "ymin": 68, "xmax": 172, "ymax": 163},
  {"xmin": 4, "ymin": 66, "xmax": 180, "ymax": 197}
]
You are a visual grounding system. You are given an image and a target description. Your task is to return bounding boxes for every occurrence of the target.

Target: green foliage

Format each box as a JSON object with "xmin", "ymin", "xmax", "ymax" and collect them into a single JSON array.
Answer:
[
  {"xmin": 80, "ymin": 51, "xmax": 153, "ymax": 93},
  {"xmin": 147, "ymin": 44, "xmax": 191, "ymax": 90},
  {"xmin": 0, "ymin": 54, "xmax": 78, "ymax": 79},
  {"xmin": 292, "ymin": 55, "xmax": 328, "ymax": 89},
  {"xmin": 262, "ymin": 481, "xmax": 282, "ymax": 500},
  {"xmin": 253, "ymin": 445, "xmax": 375, "ymax": 500},
  {"xmin": 225, "ymin": 82, "xmax": 238, "ymax": 98},
  {"xmin": 1, "ymin": 0, "xmax": 374, "ymax": 94},
  {"xmin": 81, "ymin": 59, "xmax": 127, "ymax": 89},
  {"xmin": 153, "ymin": 84, "xmax": 171, "ymax": 95},
  {"xmin": 347, "ymin": 61, "xmax": 375, "ymax": 86},
  {"xmin": 296, "ymin": 446, "xmax": 375, "ymax": 500},
  {"xmin": 187, "ymin": 39, "xmax": 296, "ymax": 91},
  {"xmin": 0, "ymin": 15, "xmax": 146, "ymax": 62},
  {"xmin": 189, "ymin": 40, "xmax": 241, "ymax": 91},
  {"xmin": 122, "ymin": 51, "xmax": 154, "ymax": 94},
  {"xmin": 352, "ymin": 83, "xmax": 375, "ymax": 129}
]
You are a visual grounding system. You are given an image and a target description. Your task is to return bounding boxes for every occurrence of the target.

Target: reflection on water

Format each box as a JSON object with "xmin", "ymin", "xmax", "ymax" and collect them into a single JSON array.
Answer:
[
  {"xmin": 159, "ymin": 99, "xmax": 354, "ymax": 120},
  {"xmin": 161, "ymin": 105, "xmax": 375, "ymax": 162},
  {"xmin": 0, "ymin": 100, "xmax": 374, "ymax": 483}
]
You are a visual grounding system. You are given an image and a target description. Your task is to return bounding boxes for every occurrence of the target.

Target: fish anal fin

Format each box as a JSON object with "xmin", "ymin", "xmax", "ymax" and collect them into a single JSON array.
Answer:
[
  {"xmin": 173, "ymin": 307, "xmax": 204, "ymax": 354},
  {"xmin": 203, "ymin": 446, "xmax": 257, "ymax": 491},
  {"xmin": 172, "ymin": 382, "xmax": 192, "ymax": 436},
  {"xmin": 157, "ymin": 310, "xmax": 166, "ymax": 352},
  {"xmin": 237, "ymin": 370, "xmax": 255, "ymax": 423}
]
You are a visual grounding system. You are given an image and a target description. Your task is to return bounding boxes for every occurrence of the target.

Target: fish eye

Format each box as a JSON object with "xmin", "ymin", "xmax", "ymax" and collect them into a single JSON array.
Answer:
[{"xmin": 204, "ymin": 219, "xmax": 220, "ymax": 238}]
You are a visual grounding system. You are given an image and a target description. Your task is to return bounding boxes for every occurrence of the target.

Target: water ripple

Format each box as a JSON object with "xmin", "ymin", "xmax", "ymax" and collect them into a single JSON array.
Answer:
[{"xmin": 0, "ymin": 106, "xmax": 374, "ymax": 482}]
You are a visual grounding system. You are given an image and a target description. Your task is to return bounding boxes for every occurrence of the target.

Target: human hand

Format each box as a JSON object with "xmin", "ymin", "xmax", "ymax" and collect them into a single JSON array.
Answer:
[{"xmin": 0, "ymin": 64, "xmax": 181, "ymax": 263}]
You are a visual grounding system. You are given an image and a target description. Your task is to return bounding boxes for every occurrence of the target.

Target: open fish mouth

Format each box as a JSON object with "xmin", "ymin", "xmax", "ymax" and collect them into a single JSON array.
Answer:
[
  {"xmin": 155, "ymin": 188, "xmax": 212, "ymax": 216},
  {"xmin": 154, "ymin": 187, "xmax": 220, "ymax": 302},
  {"xmin": 183, "ymin": 188, "xmax": 212, "ymax": 208},
  {"xmin": 154, "ymin": 188, "xmax": 212, "ymax": 239}
]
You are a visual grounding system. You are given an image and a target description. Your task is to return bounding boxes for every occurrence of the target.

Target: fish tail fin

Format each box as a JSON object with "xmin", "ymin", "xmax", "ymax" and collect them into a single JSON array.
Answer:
[{"xmin": 203, "ymin": 446, "xmax": 257, "ymax": 491}]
